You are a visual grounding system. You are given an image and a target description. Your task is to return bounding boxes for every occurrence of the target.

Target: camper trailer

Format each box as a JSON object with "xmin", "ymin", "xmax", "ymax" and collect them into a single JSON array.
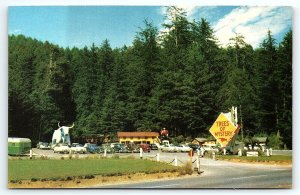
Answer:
[{"xmin": 8, "ymin": 137, "xmax": 31, "ymax": 155}]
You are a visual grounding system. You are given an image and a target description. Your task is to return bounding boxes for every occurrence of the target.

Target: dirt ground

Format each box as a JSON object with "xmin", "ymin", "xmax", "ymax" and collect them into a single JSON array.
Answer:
[
  {"xmin": 8, "ymin": 171, "xmax": 192, "ymax": 188},
  {"xmin": 216, "ymin": 158, "xmax": 292, "ymax": 165}
]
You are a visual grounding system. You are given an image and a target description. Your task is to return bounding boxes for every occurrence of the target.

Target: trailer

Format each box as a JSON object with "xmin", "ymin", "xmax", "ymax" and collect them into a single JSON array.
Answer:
[{"xmin": 8, "ymin": 137, "xmax": 31, "ymax": 155}]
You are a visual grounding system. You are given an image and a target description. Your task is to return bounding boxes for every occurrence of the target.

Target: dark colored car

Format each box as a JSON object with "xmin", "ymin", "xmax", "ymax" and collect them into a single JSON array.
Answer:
[
  {"xmin": 127, "ymin": 143, "xmax": 139, "ymax": 153},
  {"xmin": 138, "ymin": 143, "xmax": 150, "ymax": 153},
  {"xmin": 149, "ymin": 144, "xmax": 158, "ymax": 150},
  {"xmin": 188, "ymin": 143, "xmax": 200, "ymax": 151},
  {"xmin": 113, "ymin": 144, "xmax": 129, "ymax": 153},
  {"xmin": 102, "ymin": 144, "xmax": 115, "ymax": 153},
  {"xmin": 86, "ymin": 144, "xmax": 100, "ymax": 153}
]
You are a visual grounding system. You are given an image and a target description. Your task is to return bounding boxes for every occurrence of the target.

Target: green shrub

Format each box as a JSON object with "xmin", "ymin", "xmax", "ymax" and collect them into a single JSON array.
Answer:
[
  {"xmin": 31, "ymin": 178, "xmax": 38, "ymax": 182},
  {"xmin": 40, "ymin": 155, "xmax": 49, "ymax": 160}
]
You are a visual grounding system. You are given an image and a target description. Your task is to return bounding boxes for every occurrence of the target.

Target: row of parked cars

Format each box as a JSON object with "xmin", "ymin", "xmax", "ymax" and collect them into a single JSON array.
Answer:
[
  {"xmin": 36, "ymin": 141, "xmax": 222, "ymax": 154},
  {"xmin": 36, "ymin": 141, "xmax": 158, "ymax": 154}
]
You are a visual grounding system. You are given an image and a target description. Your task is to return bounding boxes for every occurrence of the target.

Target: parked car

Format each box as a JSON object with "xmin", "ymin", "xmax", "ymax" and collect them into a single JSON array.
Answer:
[
  {"xmin": 70, "ymin": 143, "xmax": 87, "ymax": 154},
  {"xmin": 53, "ymin": 144, "xmax": 70, "ymax": 154},
  {"xmin": 161, "ymin": 144, "xmax": 176, "ymax": 152},
  {"xmin": 177, "ymin": 144, "xmax": 192, "ymax": 152},
  {"xmin": 127, "ymin": 143, "xmax": 139, "ymax": 153},
  {"xmin": 36, "ymin": 142, "xmax": 50, "ymax": 150},
  {"xmin": 187, "ymin": 143, "xmax": 200, "ymax": 151},
  {"xmin": 149, "ymin": 144, "xmax": 158, "ymax": 150},
  {"xmin": 138, "ymin": 143, "xmax": 150, "ymax": 153},
  {"xmin": 85, "ymin": 143, "xmax": 100, "ymax": 153},
  {"xmin": 113, "ymin": 143, "xmax": 129, "ymax": 153},
  {"xmin": 102, "ymin": 143, "xmax": 115, "ymax": 153},
  {"xmin": 202, "ymin": 145, "xmax": 219, "ymax": 152}
]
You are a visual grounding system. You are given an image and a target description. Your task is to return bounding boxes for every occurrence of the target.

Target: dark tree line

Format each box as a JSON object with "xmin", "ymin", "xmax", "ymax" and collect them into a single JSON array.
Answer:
[{"xmin": 8, "ymin": 7, "xmax": 292, "ymax": 148}]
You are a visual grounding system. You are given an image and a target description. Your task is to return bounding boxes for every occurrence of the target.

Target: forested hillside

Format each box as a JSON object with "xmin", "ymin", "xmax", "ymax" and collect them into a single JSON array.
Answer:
[{"xmin": 8, "ymin": 7, "xmax": 292, "ymax": 148}]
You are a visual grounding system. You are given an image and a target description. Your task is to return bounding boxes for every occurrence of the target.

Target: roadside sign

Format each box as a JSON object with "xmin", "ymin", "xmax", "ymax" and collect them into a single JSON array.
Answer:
[{"xmin": 209, "ymin": 113, "xmax": 239, "ymax": 147}]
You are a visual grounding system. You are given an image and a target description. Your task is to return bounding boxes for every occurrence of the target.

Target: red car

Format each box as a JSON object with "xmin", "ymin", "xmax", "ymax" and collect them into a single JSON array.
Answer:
[{"xmin": 138, "ymin": 143, "xmax": 150, "ymax": 153}]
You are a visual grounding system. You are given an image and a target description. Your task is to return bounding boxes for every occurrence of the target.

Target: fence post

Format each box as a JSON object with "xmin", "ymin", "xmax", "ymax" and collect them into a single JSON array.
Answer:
[
  {"xmin": 238, "ymin": 149, "xmax": 242, "ymax": 157},
  {"xmin": 270, "ymin": 148, "xmax": 273, "ymax": 156},
  {"xmin": 140, "ymin": 148, "xmax": 143, "ymax": 159},
  {"xmin": 197, "ymin": 155, "xmax": 201, "ymax": 174},
  {"xmin": 104, "ymin": 149, "xmax": 107, "ymax": 157},
  {"xmin": 174, "ymin": 156, "xmax": 178, "ymax": 166},
  {"xmin": 157, "ymin": 153, "xmax": 160, "ymax": 162},
  {"xmin": 212, "ymin": 151, "xmax": 215, "ymax": 160},
  {"xmin": 266, "ymin": 149, "xmax": 270, "ymax": 157},
  {"xmin": 223, "ymin": 148, "xmax": 226, "ymax": 155},
  {"xmin": 30, "ymin": 149, "xmax": 32, "ymax": 159}
]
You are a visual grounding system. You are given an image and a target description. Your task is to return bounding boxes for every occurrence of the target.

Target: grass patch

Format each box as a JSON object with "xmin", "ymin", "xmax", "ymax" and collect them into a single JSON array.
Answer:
[
  {"xmin": 8, "ymin": 158, "xmax": 178, "ymax": 181},
  {"xmin": 215, "ymin": 155, "xmax": 292, "ymax": 162}
]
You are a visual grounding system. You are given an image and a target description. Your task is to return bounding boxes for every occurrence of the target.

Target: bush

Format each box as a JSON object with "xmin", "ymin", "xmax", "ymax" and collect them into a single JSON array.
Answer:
[
  {"xmin": 112, "ymin": 154, "xmax": 120, "ymax": 159},
  {"xmin": 125, "ymin": 155, "xmax": 135, "ymax": 159},
  {"xmin": 179, "ymin": 161, "xmax": 193, "ymax": 175},
  {"xmin": 40, "ymin": 155, "xmax": 49, "ymax": 160},
  {"xmin": 84, "ymin": 175, "xmax": 95, "ymax": 179},
  {"xmin": 268, "ymin": 133, "xmax": 284, "ymax": 149},
  {"xmin": 31, "ymin": 178, "xmax": 38, "ymax": 182}
]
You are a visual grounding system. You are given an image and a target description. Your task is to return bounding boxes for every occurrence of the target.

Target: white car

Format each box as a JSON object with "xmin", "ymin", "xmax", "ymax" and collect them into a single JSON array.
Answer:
[
  {"xmin": 53, "ymin": 144, "xmax": 70, "ymax": 154},
  {"xmin": 37, "ymin": 142, "xmax": 50, "ymax": 150},
  {"xmin": 161, "ymin": 144, "xmax": 177, "ymax": 152},
  {"xmin": 202, "ymin": 145, "xmax": 219, "ymax": 152},
  {"xmin": 177, "ymin": 144, "xmax": 192, "ymax": 152},
  {"xmin": 70, "ymin": 143, "xmax": 87, "ymax": 154}
]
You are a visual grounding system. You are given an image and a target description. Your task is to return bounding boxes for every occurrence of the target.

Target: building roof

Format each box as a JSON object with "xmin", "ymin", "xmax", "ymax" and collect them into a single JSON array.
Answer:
[
  {"xmin": 253, "ymin": 137, "xmax": 268, "ymax": 143},
  {"xmin": 193, "ymin": 138, "xmax": 208, "ymax": 142},
  {"xmin": 117, "ymin": 132, "xmax": 159, "ymax": 137},
  {"xmin": 8, "ymin": 137, "xmax": 31, "ymax": 143}
]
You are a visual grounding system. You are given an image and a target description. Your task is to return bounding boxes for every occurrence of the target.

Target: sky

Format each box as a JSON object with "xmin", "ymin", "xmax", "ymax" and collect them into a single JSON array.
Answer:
[{"xmin": 8, "ymin": 6, "xmax": 292, "ymax": 49}]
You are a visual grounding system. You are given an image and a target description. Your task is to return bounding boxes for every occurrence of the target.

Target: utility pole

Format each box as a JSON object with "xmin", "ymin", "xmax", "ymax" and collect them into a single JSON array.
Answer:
[
  {"xmin": 238, "ymin": 95, "xmax": 243, "ymax": 141},
  {"xmin": 240, "ymin": 103, "xmax": 243, "ymax": 141}
]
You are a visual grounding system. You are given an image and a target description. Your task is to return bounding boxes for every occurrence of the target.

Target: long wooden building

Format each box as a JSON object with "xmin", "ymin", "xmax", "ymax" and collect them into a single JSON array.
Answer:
[{"xmin": 117, "ymin": 132, "xmax": 160, "ymax": 145}]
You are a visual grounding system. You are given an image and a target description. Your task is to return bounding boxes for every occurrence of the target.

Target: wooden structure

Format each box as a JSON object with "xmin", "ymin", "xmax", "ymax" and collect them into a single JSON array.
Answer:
[
  {"xmin": 117, "ymin": 132, "xmax": 160, "ymax": 145},
  {"xmin": 192, "ymin": 137, "xmax": 216, "ymax": 146}
]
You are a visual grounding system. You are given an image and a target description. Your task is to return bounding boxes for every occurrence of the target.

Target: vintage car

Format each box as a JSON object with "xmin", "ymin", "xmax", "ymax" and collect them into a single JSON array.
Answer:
[
  {"xmin": 70, "ymin": 143, "xmax": 87, "ymax": 154},
  {"xmin": 177, "ymin": 144, "xmax": 192, "ymax": 152},
  {"xmin": 161, "ymin": 144, "xmax": 177, "ymax": 152},
  {"xmin": 53, "ymin": 143, "xmax": 70, "ymax": 154},
  {"xmin": 36, "ymin": 142, "xmax": 50, "ymax": 150},
  {"xmin": 84, "ymin": 143, "xmax": 100, "ymax": 153},
  {"xmin": 138, "ymin": 143, "xmax": 150, "ymax": 153}
]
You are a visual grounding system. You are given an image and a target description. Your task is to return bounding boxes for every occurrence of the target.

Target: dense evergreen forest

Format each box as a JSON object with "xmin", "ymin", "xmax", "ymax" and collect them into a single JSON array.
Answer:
[{"xmin": 8, "ymin": 7, "xmax": 292, "ymax": 148}]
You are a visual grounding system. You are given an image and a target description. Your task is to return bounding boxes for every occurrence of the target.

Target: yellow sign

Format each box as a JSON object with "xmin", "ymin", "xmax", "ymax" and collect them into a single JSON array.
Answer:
[{"xmin": 209, "ymin": 113, "xmax": 238, "ymax": 147}]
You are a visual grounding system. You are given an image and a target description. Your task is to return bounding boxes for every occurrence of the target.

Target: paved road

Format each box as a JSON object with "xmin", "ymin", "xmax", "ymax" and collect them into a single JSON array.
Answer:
[
  {"xmin": 31, "ymin": 148, "xmax": 292, "ymax": 188},
  {"xmin": 94, "ymin": 158, "xmax": 292, "ymax": 188}
]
